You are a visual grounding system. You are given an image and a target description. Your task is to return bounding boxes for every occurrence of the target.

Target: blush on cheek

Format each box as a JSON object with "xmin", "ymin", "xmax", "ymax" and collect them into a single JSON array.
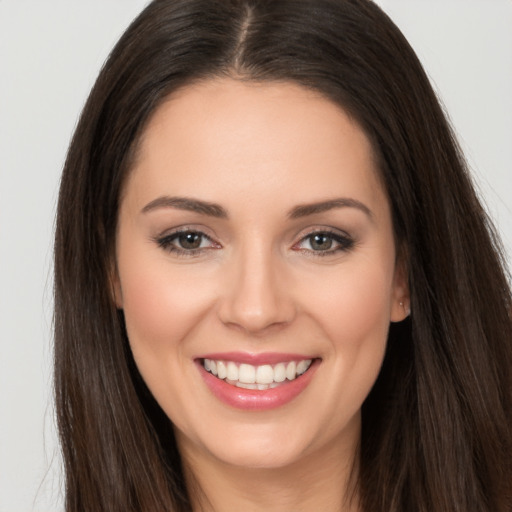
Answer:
[
  {"xmin": 120, "ymin": 263, "xmax": 217, "ymax": 357},
  {"xmin": 315, "ymin": 269, "xmax": 392, "ymax": 343},
  {"xmin": 121, "ymin": 272, "xmax": 174, "ymax": 346}
]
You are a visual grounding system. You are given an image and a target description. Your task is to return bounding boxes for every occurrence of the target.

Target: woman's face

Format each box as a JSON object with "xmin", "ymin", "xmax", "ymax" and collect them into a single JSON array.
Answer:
[{"xmin": 115, "ymin": 79, "xmax": 408, "ymax": 470}]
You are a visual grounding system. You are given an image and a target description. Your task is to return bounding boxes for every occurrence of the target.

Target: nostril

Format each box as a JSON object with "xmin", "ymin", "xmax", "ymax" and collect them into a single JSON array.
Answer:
[{"xmin": 216, "ymin": 256, "xmax": 297, "ymax": 332}]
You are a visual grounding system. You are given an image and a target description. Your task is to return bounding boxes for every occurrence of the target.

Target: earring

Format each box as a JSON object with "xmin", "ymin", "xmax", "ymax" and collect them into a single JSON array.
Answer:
[{"xmin": 399, "ymin": 301, "xmax": 411, "ymax": 316}]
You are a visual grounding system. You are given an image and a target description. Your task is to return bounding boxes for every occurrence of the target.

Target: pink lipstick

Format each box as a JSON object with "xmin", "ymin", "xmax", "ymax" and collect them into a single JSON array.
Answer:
[{"xmin": 196, "ymin": 353, "xmax": 319, "ymax": 411}]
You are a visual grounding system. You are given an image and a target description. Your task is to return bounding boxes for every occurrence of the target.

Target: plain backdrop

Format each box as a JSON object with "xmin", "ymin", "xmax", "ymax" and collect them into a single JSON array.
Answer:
[{"xmin": 0, "ymin": 1, "xmax": 511, "ymax": 510}]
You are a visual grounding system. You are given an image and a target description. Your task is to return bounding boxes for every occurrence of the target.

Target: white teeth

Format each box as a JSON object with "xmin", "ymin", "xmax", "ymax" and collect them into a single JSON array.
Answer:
[
  {"xmin": 217, "ymin": 360, "xmax": 227, "ymax": 380},
  {"xmin": 235, "ymin": 381, "xmax": 258, "ymax": 389},
  {"xmin": 296, "ymin": 360, "xmax": 309, "ymax": 375},
  {"xmin": 274, "ymin": 363, "xmax": 286, "ymax": 382},
  {"xmin": 239, "ymin": 364, "xmax": 256, "ymax": 384},
  {"xmin": 234, "ymin": 382, "xmax": 270, "ymax": 390},
  {"xmin": 285, "ymin": 361, "xmax": 297, "ymax": 380},
  {"xmin": 256, "ymin": 364, "xmax": 274, "ymax": 384},
  {"xmin": 238, "ymin": 364, "xmax": 256, "ymax": 384},
  {"xmin": 203, "ymin": 358, "xmax": 314, "ymax": 388},
  {"xmin": 227, "ymin": 361, "xmax": 238, "ymax": 381}
]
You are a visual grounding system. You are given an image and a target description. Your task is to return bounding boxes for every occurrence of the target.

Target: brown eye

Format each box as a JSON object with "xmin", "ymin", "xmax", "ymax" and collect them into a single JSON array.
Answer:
[
  {"xmin": 156, "ymin": 229, "xmax": 219, "ymax": 255},
  {"xmin": 309, "ymin": 233, "xmax": 333, "ymax": 251},
  {"xmin": 294, "ymin": 230, "xmax": 354, "ymax": 256},
  {"xmin": 177, "ymin": 232, "xmax": 203, "ymax": 249}
]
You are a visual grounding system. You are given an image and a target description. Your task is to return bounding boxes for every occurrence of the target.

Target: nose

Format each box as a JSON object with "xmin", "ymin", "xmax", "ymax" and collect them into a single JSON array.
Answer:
[{"xmin": 217, "ymin": 244, "xmax": 296, "ymax": 335}]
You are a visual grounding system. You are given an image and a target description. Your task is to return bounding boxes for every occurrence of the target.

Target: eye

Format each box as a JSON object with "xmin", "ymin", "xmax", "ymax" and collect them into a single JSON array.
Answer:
[
  {"xmin": 306, "ymin": 233, "xmax": 335, "ymax": 251},
  {"xmin": 294, "ymin": 230, "xmax": 354, "ymax": 255},
  {"xmin": 155, "ymin": 229, "xmax": 220, "ymax": 256},
  {"xmin": 174, "ymin": 232, "xmax": 206, "ymax": 250}
]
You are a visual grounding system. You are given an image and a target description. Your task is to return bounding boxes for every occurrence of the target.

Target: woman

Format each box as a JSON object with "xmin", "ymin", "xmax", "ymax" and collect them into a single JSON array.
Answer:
[{"xmin": 54, "ymin": 0, "xmax": 512, "ymax": 511}]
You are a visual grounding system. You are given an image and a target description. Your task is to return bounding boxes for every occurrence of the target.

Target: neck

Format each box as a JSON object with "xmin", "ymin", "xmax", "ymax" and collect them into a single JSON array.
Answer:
[{"xmin": 180, "ymin": 427, "xmax": 361, "ymax": 512}]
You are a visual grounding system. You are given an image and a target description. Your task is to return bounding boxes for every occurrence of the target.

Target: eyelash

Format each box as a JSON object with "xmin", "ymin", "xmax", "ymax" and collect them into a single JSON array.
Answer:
[
  {"xmin": 293, "ymin": 229, "xmax": 355, "ymax": 256},
  {"xmin": 154, "ymin": 228, "xmax": 355, "ymax": 257},
  {"xmin": 155, "ymin": 229, "xmax": 219, "ymax": 257}
]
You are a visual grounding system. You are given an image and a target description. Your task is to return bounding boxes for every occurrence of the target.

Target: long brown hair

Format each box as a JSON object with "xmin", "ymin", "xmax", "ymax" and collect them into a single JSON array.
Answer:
[{"xmin": 54, "ymin": 1, "xmax": 512, "ymax": 510}]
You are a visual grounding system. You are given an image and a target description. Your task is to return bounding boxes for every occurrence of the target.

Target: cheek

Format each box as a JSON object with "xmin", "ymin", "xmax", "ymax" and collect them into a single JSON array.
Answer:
[
  {"xmin": 308, "ymin": 259, "xmax": 395, "ymax": 346},
  {"xmin": 303, "ymin": 260, "xmax": 394, "ymax": 428},
  {"xmin": 117, "ymin": 258, "xmax": 216, "ymax": 429},
  {"xmin": 122, "ymin": 272, "xmax": 170, "ymax": 345},
  {"xmin": 117, "ymin": 251, "xmax": 214, "ymax": 359}
]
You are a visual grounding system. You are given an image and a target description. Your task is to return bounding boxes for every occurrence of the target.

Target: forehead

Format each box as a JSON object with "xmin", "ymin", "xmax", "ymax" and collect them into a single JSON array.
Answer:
[{"xmin": 125, "ymin": 78, "xmax": 387, "ymax": 217}]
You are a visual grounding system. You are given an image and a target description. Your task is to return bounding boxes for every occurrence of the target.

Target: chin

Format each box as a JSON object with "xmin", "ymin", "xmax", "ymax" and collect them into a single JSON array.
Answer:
[
  {"xmin": 173, "ymin": 414, "xmax": 319, "ymax": 470},
  {"xmin": 207, "ymin": 434, "xmax": 310, "ymax": 470}
]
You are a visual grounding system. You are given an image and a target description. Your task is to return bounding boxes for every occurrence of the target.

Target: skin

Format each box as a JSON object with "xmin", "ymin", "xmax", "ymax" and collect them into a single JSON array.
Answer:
[{"xmin": 114, "ymin": 78, "xmax": 409, "ymax": 511}]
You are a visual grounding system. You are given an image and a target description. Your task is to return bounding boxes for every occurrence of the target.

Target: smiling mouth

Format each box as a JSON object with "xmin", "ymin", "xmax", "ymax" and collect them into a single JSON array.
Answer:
[{"xmin": 201, "ymin": 358, "xmax": 314, "ymax": 390}]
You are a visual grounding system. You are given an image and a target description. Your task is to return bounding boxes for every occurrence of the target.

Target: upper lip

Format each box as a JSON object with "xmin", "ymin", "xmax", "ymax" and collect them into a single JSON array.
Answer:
[{"xmin": 196, "ymin": 352, "xmax": 317, "ymax": 365}]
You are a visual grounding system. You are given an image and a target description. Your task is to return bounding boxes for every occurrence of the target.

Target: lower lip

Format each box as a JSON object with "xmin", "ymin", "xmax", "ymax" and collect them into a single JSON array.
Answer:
[{"xmin": 197, "ymin": 360, "xmax": 319, "ymax": 411}]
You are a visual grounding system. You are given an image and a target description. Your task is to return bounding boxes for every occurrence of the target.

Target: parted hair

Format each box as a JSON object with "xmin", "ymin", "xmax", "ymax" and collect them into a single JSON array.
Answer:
[{"xmin": 54, "ymin": 1, "xmax": 512, "ymax": 510}]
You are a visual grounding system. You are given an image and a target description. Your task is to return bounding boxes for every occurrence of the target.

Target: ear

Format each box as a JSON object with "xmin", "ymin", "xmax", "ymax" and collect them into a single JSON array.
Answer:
[
  {"xmin": 390, "ymin": 256, "xmax": 410, "ymax": 323},
  {"xmin": 108, "ymin": 260, "xmax": 124, "ymax": 309}
]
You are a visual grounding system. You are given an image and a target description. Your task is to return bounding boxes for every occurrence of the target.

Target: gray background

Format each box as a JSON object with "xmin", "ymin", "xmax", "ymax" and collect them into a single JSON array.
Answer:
[{"xmin": 1, "ymin": 1, "xmax": 511, "ymax": 510}]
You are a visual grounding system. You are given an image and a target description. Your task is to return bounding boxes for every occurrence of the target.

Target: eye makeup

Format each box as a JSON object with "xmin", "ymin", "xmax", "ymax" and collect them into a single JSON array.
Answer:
[
  {"xmin": 292, "ymin": 228, "xmax": 355, "ymax": 257},
  {"xmin": 153, "ymin": 227, "xmax": 221, "ymax": 257},
  {"xmin": 152, "ymin": 225, "xmax": 355, "ymax": 259}
]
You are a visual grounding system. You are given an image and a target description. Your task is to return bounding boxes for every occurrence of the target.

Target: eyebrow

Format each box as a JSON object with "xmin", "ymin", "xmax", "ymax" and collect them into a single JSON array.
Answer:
[
  {"xmin": 141, "ymin": 196, "xmax": 228, "ymax": 218},
  {"xmin": 141, "ymin": 195, "xmax": 373, "ymax": 221},
  {"xmin": 288, "ymin": 198, "xmax": 373, "ymax": 220}
]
